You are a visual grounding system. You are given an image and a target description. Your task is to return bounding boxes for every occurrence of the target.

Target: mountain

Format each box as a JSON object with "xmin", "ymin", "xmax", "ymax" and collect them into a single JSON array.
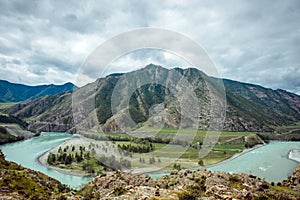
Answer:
[
  {"xmin": 1, "ymin": 64, "xmax": 300, "ymax": 133},
  {"xmin": 0, "ymin": 80, "xmax": 76, "ymax": 102}
]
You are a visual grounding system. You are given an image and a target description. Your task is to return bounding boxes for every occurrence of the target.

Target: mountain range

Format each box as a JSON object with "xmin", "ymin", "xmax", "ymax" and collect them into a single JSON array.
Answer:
[
  {"xmin": 0, "ymin": 80, "xmax": 76, "ymax": 102},
  {"xmin": 1, "ymin": 64, "xmax": 300, "ymax": 133}
]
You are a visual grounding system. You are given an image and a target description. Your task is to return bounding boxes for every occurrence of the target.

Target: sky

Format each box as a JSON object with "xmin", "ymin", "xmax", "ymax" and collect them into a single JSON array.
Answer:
[{"xmin": 0, "ymin": 0, "xmax": 299, "ymax": 94}]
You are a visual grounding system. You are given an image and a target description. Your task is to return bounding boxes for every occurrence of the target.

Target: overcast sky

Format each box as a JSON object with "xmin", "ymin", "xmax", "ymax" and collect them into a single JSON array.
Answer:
[{"xmin": 0, "ymin": 0, "xmax": 299, "ymax": 94}]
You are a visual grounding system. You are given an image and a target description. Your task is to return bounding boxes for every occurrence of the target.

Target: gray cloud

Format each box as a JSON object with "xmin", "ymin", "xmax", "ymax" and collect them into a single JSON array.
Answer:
[{"xmin": 0, "ymin": 0, "xmax": 299, "ymax": 94}]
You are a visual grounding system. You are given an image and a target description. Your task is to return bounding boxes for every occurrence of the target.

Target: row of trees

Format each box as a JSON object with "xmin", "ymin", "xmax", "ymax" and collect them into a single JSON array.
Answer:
[
  {"xmin": 82, "ymin": 132, "xmax": 192, "ymax": 147},
  {"xmin": 118, "ymin": 142, "xmax": 153, "ymax": 153},
  {"xmin": 47, "ymin": 150, "xmax": 90, "ymax": 165},
  {"xmin": 47, "ymin": 145, "xmax": 91, "ymax": 166},
  {"xmin": 139, "ymin": 156, "xmax": 161, "ymax": 164}
]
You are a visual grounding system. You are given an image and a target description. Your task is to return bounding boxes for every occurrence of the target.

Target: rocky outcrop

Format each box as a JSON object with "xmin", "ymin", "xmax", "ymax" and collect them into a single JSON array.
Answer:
[
  {"xmin": 79, "ymin": 165, "xmax": 300, "ymax": 199},
  {"xmin": 282, "ymin": 164, "xmax": 300, "ymax": 192}
]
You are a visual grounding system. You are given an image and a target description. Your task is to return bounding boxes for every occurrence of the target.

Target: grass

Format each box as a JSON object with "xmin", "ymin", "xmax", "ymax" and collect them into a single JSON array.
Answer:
[
  {"xmin": 102, "ymin": 129, "xmax": 255, "ymax": 142},
  {"xmin": 270, "ymin": 185, "xmax": 300, "ymax": 197},
  {"xmin": 272, "ymin": 121, "xmax": 300, "ymax": 133},
  {"xmin": 213, "ymin": 143, "xmax": 245, "ymax": 152},
  {"xmin": 57, "ymin": 157, "xmax": 104, "ymax": 174},
  {"xmin": 0, "ymin": 102, "xmax": 16, "ymax": 109},
  {"xmin": 55, "ymin": 128, "xmax": 261, "ymax": 172}
]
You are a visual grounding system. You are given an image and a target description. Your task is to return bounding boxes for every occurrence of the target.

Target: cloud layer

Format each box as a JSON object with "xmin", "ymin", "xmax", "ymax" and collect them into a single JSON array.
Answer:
[{"xmin": 0, "ymin": 0, "xmax": 299, "ymax": 94}]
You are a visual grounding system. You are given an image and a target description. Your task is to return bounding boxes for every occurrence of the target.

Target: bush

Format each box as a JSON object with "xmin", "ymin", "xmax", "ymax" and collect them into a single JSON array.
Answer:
[
  {"xmin": 254, "ymin": 194, "xmax": 269, "ymax": 200},
  {"xmin": 177, "ymin": 191, "xmax": 197, "ymax": 200},
  {"xmin": 113, "ymin": 186, "xmax": 127, "ymax": 196},
  {"xmin": 173, "ymin": 163, "xmax": 181, "ymax": 170},
  {"xmin": 229, "ymin": 175, "xmax": 240, "ymax": 183},
  {"xmin": 198, "ymin": 159, "xmax": 204, "ymax": 166},
  {"xmin": 271, "ymin": 182, "xmax": 275, "ymax": 186}
]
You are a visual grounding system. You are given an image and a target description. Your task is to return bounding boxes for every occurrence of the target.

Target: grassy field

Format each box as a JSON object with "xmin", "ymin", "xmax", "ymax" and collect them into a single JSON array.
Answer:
[
  {"xmin": 273, "ymin": 122, "xmax": 300, "ymax": 133},
  {"xmin": 45, "ymin": 128, "xmax": 264, "ymax": 173},
  {"xmin": 258, "ymin": 122, "xmax": 300, "ymax": 141}
]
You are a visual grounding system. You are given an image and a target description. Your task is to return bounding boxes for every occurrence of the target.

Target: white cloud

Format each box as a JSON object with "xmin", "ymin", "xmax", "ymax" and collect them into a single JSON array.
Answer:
[{"xmin": 0, "ymin": 0, "xmax": 299, "ymax": 94}]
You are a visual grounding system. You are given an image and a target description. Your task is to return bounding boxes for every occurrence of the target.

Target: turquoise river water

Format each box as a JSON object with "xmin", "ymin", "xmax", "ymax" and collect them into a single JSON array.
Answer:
[
  {"xmin": 0, "ymin": 132, "xmax": 299, "ymax": 188},
  {"xmin": 0, "ymin": 132, "xmax": 93, "ymax": 189}
]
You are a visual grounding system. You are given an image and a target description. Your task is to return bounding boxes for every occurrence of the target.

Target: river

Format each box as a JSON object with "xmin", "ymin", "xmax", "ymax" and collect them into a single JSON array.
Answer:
[
  {"xmin": 206, "ymin": 141, "xmax": 300, "ymax": 183},
  {"xmin": 0, "ymin": 132, "xmax": 93, "ymax": 189},
  {"xmin": 0, "ymin": 132, "xmax": 299, "ymax": 189}
]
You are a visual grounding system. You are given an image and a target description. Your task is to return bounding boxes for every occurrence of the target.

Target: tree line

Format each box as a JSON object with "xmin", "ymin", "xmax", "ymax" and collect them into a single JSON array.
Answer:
[
  {"xmin": 118, "ymin": 142, "xmax": 153, "ymax": 153},
  {"xmin": 82, "ymin": 132, "xmax": 191, "ymax": 147}
]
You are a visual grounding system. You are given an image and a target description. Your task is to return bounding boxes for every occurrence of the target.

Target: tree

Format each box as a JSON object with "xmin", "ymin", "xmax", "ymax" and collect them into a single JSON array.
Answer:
[
  {"xmin": 85, "ymin": 151, "xmax": 91, "ymax": 160},
  {"xmin": 91, "ymin": 148, "xmax": 96, "ymax": 156},
  {"xmin": 47, "ymin": 153, "xmax": 56, "ymax": 165},
  {"xmin": 173, "ymin": 163, "xmax": 181, "ymax": 170},
  {"xmin": 75, "ymin": 152, "xmax": 83, "ymax": 163},
  {"xmin": 198, "ymin": 159, "xmax": 204, "ymax": 166},
  {"xmin": 149, "ymin": 157, "xmax": 155, "ymax": 164},
  {"xmin": 65, "ymin": 154, "xmax": 73, "ymax": 165}
]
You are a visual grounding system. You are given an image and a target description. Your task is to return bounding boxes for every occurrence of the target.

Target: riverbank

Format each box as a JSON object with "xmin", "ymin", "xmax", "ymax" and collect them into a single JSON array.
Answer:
[
  {"xmin": 204, "ymin": 143, "xmax": 265, "ymax": 169},
  {"xmin": 2, "ymin": 146, "xmax": 300, "ymax": 199},
  {"xmin": 37, "ymin": 136, "xmax": 264, "ymax": 177},
  {"xmin": 148, "ymin": 143, "xmax": 265, "ymax": 178},
  {"xmin": 37, "ymin": 138, "xmax": 93, "ymax": 177},
  {"xmin": 0, "ymin": 132, "xmax": 93, "ymax": 189}
]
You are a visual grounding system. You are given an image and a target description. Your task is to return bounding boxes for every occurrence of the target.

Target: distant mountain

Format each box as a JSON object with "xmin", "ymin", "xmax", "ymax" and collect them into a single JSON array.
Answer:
[
  {"xmin": 0, "ymin": 80, "xmax": 76, "ymax": 102},
  {"xmin": 2, "ymin": 64, "xmax": 300, "ymax": 133}
]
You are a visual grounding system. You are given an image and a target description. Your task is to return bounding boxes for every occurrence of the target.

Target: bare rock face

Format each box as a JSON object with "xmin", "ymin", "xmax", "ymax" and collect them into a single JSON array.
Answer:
[{"xmin": 28, "ymin": 121, "xmax": 75, "ymax": 133}]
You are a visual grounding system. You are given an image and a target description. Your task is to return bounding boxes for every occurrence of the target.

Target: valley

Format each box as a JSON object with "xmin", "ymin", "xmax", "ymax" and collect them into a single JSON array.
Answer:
[
  {"xmin": 2, "ymin": 65, "xmax": 300, "ymax": 135},
  {"xmin": 1, "ymin": 138, "xmax": 300, "ymax": 199},
  {"xmin": 39, "ymin": 129, "xmax": 258, "ymax": 175},
  {"xmin": 0, "ymin": 65, "xmax": 300, "ymax": 199}
]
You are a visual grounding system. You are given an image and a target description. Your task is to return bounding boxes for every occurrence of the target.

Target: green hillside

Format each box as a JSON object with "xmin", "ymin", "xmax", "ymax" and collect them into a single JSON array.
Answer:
[
  {"xmin": 1, "ymin": 65, "xmax": 300, "ymax": 133},
  {"xmin": 0, "ymin": 80, "xmax": 76, "ymax": 103}
]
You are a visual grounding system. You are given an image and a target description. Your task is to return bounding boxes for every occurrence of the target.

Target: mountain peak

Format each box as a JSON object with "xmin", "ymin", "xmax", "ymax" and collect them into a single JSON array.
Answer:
[{"xmin": 144, "ymin": 63, "xmax": 165, "ymax": 70}]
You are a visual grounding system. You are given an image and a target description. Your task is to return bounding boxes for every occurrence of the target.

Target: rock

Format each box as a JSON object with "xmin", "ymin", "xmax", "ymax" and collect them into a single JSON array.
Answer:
[{"xmin": 76, "ymin": 165, "xmax": 300, "ymax": 199}]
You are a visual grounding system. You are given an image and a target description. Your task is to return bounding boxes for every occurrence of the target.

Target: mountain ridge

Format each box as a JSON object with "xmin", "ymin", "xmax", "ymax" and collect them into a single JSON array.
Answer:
[
  {"xmin": 0, "ymin": 80, "xmax": 76, "ymax": 103},
  {"xmin": 1, "ymin": 64, "xmax": 300, "ymax": 133}
]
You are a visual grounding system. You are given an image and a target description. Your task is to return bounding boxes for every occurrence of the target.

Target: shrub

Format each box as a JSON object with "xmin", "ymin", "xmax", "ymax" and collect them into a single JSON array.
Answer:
[
  {"xmin": 198, "ymin": 159, "xmax": 204, "ymax": 166},
  {"xmin": 229, "ymin": 175, "xmax": 240, "ymax": 183},
  {"xmin": 113, "ymin": 186, "xmax": 127, "ymax": 196},
  {"xmin": 177, "ymin": 191, "xmax": 196, "ymax": 200}
]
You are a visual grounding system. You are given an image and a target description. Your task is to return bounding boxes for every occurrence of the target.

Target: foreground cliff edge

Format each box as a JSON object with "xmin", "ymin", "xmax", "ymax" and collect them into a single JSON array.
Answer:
[
  {"xmin": 0, "ymin": 150, "xmax": 70, "ymax": 199},
  {"xmin": 1, "ymin": 150, "xmax": 299, "ymax": 200}
]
